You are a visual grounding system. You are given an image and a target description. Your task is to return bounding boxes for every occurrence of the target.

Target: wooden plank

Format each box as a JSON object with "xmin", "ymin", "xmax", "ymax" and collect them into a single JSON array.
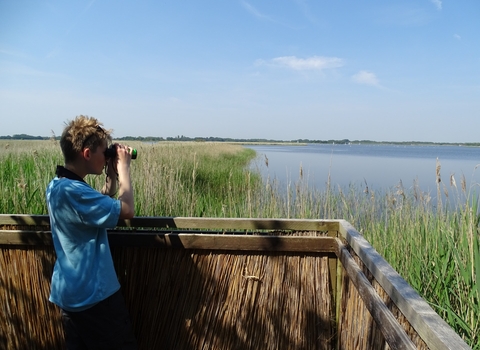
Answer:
[
  {"xmin": 0, "ymin": 214, "xmax": 341, "ymax": 232},
  {"xmin": 336, "ymin": 240, "xmax": 417, "ymax": 350},
  {"xmin": 0, "ymin": 230, "xmax": 53, "ymax": 245},
  {"xmin": 337, "ymin": 220, "xmax": 471, "ymax": 350},
  {"xmin": 334, "ymin": 257, "xmax": 343, "ymax": 331},
  {"xmin": 0, "ymin": 229, "xmax": 338, "ymax": 253},
  {"xmin": 110, "ymin": 232, "xmax": 339, "ymax": 252},
  {"xmin": 0, "ymin": 214, "xmax": 50, "ymax": 226},
  {"xmin": 120, "ymin": 216, "xmax": 340, "ymax": 231}
]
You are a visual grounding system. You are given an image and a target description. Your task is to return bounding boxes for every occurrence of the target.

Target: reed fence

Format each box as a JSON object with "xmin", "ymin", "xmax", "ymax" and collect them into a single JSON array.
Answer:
[{"xmin": 0, "ymin": 215, "xmax": 471, "ymax": 349}]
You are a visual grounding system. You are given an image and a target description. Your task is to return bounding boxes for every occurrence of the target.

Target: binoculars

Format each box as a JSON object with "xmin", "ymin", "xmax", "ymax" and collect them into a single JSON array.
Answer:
[{"xmin": 104, "ymin": 145, "xmax": 138, "ymax": 159}]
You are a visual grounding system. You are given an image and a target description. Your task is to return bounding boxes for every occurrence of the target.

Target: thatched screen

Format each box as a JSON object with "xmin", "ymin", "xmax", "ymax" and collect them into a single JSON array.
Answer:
[{"xmin": 0, "ymin": 215, "xmax": 471, "ymax": 350}]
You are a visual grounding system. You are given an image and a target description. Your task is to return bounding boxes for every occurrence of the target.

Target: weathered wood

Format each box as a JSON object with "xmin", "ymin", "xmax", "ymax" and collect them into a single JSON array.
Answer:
[
  {"xmin": 0, "ymin": 214, "xmax": 50, "ymax": 227},
  {"xmin": 334, "ymin": 257, "xmax": 343, "ymax": 333},
  {"xmin": 0, "ymin": 230, "xmax": 53, "ymax": 245},
  {"xmin": 111, "ymin": 232, "xmax": 339, "ymax": 252},
  {"xmin": 0, "ymin": 214, "xmax": 341, "ymax": 232},
  {"xmin": 120, "ymin": 216, "xmax": 340, "ymax": 231},
  {"xmin": 336, "ymin": 240, "xmax": 417, "ymax": 350},
  {"xmin": 0, "ymin": 229, "xmax": 338, "ymax": 253},
  {"xmin": 337, "ymin": 220, "xmax": 471, "ymax": 350}
]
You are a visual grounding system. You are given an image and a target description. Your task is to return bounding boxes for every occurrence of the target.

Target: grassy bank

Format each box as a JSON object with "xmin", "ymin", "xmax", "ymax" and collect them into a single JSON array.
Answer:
[{"xmin": 1, "ymin": 140, "xmax": 478, "ymax": 347}]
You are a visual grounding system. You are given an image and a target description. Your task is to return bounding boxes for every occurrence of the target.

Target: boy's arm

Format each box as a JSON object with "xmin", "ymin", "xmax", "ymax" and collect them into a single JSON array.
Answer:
[
  {"xmin": 116, "ymin": 146, "xmax": 135, "ymax": 219},
  {"xmin": 101, "ymin": 159, "xmax": 118, "ymax": 197}
]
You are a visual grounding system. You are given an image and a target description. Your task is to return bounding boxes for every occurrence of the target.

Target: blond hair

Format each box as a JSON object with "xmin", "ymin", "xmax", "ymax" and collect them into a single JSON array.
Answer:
[{"xmin": 60, "ymin": 115, "xmax": 113, "ymax": 163}]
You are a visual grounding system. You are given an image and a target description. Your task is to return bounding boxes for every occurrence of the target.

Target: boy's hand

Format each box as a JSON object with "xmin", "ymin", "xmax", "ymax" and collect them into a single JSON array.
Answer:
[
  {"xmin": 114, "ymin": 144, "xmax": 135, "ymax": 219},
  {"xmin": 115, "ymin": 144, "xmax": 133, "ymax": 170}
]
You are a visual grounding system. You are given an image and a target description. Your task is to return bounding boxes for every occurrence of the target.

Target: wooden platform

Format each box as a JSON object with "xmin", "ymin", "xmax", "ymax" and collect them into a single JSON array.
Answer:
[{"xmin": 0, "ymin": 215, "xmax": 471, "ymax": 349}]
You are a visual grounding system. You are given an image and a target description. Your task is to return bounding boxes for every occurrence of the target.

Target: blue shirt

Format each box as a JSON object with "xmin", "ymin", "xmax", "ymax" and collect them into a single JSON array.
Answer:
[{"xmin": 46, "ymin": 176, "xmax": 122, "ymax": 311}]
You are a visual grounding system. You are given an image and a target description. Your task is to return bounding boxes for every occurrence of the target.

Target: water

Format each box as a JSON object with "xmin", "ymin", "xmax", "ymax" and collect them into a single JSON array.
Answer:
[{"xmin": 247, "ymin": 143, "xmax": 480, "ymax": 197}]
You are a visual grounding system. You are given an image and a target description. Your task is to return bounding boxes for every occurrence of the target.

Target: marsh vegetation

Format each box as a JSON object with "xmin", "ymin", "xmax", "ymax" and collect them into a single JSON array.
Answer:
[{"xmin": 1, "ymin": 140, "xmax": 478, "ymax": 347}]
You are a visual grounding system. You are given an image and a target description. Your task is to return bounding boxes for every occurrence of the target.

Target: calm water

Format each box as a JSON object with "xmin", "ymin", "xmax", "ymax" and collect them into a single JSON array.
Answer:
[{"xmin": 247, "ymin": 144, "xmax": 480, "ymax": 196}]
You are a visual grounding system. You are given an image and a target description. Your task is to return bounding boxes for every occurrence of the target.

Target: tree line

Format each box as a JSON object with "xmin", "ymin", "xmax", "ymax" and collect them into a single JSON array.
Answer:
[{"xmin": 1, "ymin": 134, "xmax": 479, "ymax": 147}]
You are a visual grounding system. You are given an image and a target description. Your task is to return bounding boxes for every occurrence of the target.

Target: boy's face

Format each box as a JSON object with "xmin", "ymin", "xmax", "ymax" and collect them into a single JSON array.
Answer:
[{"xmin": 87, "ymin": 140, "xmax": 108, "ymax": 175}]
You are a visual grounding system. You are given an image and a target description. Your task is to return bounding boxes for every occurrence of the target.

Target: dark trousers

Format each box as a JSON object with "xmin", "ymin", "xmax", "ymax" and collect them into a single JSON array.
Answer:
[{"xmin": 61, "ymin": 290, "xmax": 137, "ymax": 350}]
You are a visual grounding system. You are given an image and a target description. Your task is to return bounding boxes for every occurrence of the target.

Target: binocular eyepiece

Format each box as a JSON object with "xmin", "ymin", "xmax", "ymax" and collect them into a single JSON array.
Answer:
[{"xmin": 104, "ymin": 145, "xmax": 137, "ymax": 160}]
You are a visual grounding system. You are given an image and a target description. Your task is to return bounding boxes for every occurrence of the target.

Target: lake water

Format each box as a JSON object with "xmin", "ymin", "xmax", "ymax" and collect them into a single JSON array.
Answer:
[{"xmin": 246, "ymin": 144, "xmax": 480, "ymax": 198}]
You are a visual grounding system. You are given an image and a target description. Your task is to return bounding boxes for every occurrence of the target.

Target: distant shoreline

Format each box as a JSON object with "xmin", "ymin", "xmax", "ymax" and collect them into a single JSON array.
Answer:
[{"xmin": 1, "ymin": 135, "xmax": 479, "ymax": 147}]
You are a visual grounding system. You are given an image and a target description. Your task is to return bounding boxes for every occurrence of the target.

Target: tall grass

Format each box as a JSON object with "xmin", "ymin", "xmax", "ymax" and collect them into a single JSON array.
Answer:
[
  {"xmin": 1, "ymin": 140, "xmax": 479, "ymax": 347},
  {"xmin": 0, "ymin": 140, "xmax": 62, "ymax": 214},
  {"xmin": 0, "ymin": 140, "xmax": 260, "ymax": 217},
  {"xmin": 121, "ymin": 141, "xmax": 261, "ymax": 217},
  {"xmin": 358, "ymin": 182, "xmax": 480, "ymax": 347}
]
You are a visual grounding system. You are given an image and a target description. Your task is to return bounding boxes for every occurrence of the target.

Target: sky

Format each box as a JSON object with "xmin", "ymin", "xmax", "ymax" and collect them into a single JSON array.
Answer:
[{"xmin": 0, "ymin": 0, "xmax": 479, "ymax": 142}]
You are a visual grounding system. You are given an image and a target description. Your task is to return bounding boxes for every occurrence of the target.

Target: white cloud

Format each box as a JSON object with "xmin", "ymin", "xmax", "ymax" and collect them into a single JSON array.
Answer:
[
  {"xmin": 264, "ymin": 56, "xmax": 344, "ymax": 71},
  {"xmin": 352, "ymin": 70, "xmax": 380, "ymax": 87},
  {"xmin": 454, "ymin": 34, "xmax": 461, "ymax": 40},
  {"xmin": 430, "ymin": 0, "xmax": 442, "ymax": 10}
]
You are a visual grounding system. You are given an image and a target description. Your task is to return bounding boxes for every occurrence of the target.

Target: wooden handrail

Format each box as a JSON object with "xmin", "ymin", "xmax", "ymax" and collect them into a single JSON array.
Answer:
[
  {"xmin": 338, "ymin": 220, "xmax": 471, "ymax": 350},
  {"xmin": 0, "ymin": 229, "xmax": 338, "ymax": 253},
  {"xmin": 0, "ymin": 214, "xmax": 340, "ymax": 232}
]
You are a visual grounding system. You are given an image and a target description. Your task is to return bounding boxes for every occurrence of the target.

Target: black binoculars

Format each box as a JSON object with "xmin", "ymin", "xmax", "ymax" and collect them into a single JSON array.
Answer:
[{"xmin": 104, "ymin": 145, "xmax": 137, "ymax": 159}]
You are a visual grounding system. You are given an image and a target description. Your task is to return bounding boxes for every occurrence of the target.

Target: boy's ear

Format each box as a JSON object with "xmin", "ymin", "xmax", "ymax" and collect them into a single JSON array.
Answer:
[{"xmin": 82, "ymin": 148, "xmax": 92, "ymax": 160}]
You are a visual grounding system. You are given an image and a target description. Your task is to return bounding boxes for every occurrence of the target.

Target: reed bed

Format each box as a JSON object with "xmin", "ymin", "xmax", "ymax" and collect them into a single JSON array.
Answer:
[
  {"xmin": 0, "ymin": 140, "xmax": 479, "ymax": 348},
  {"xmin": 0, "ymin": 140, "xmax": 260, "ymax": 217}
]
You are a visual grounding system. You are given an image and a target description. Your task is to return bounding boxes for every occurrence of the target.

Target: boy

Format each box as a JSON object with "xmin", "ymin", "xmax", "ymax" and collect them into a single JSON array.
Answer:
[{"xmin": 46, "ymin": 115, "xmax": 137, "ymax": 349}]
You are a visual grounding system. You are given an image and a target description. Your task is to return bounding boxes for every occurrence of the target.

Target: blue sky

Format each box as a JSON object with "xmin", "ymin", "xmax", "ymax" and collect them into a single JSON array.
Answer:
[{"xmin": 1, "ymin": 1, "xmax": 479, "ymax": 142}]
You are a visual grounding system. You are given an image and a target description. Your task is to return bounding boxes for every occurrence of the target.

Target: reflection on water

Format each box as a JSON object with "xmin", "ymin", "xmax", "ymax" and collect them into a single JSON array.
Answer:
[{"xmin": 247, "ymin": 144, "xmax": 480, "ymax": 196}]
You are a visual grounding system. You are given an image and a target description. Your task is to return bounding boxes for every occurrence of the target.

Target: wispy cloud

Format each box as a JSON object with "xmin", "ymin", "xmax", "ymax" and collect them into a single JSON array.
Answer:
[
  {"xmin": 46, "ymin": 0, "xmax": 97, "ymax": 58},
  {"xmin": 241, "ymin": 1, "xmax": 273, "ymax": 21},
  {"xmin": 293, "ymin": 0, "xmax": 318, "ymax": 24},
  {"xmin": 0, "ymin": 49, "xmax": 25, "ymax": 58},
  {"xmin": 430, "ymin": 0, "xmax": 442, "ymax": 11},
  {"xmin": 454, "ymin": 34, "xmax": 461, "ymax": 40},
  {"xmin": 259, "ymin": 56, "xmax": 344, "ymax": 71},
  {"xmin": 352, "ymin": 70, "xmax": 381, "ymax": 87},
  {"xmin": 240, "ymin": 1, "xmax": 297, "ymax": 28},
  {"xmin": 0, "ymin": 62, "xmax": 47, "ymax": 77},
  {"xmin": 375, "ymin": 5, "xmax": 434, "ymax": 27}
]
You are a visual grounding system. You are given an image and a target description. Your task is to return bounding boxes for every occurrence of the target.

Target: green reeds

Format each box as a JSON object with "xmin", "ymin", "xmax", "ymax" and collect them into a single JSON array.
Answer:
[
  {"xmin": 0, "ymin": 140, "xmax": 261, "ymax": 217},
  {"xmin": 0, "ymin": 140, "xmax": 62, "ymax": 214}
]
